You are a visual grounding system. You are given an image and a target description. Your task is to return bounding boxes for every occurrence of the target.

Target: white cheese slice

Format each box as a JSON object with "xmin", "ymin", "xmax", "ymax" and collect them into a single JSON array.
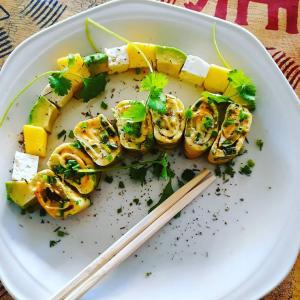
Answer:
[
  {"xmin": 12, "ymin": 151, "xmax": 39, "ymax": 181},
  {"xmin": 179, "ymin": 55, "xmax": 210, "ymax": 86},
  {"xmin": 105, "ymin": 46, "xmax": 129, "ymax": 74},
  {"xmin": 41, "ymin": 84, "xmax": 74, "ymax": 108}
]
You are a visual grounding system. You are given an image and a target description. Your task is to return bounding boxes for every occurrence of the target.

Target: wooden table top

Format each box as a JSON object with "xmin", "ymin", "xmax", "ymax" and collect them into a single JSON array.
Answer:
[{"xmin": 0, "ymin": 1, "xmax": 299, "ymax": 299}]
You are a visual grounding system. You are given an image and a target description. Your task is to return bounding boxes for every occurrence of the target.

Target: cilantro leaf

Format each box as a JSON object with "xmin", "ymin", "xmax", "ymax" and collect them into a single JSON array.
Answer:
[
  {"xmin": 141, "ymin": 72, "xmax": 168, "ymax": 114},
  {"xmin": 79, "ymin": 73, "xmax": 107, "ymax": 102},
  {"xmin": 256, "ymin": 139, "xmax": 264, "ymax": 151},
  {"xmin": 141, "ymin": 72, "xmax": 168, "ymax": 91},
  {"xmin": 228, "ymin": 69, "xmax": 256, "ymax": 107},
  {"xmin": 48, "ymin": 73, "xmax": 72, "ymax": 96},
  {"xmin": 202, "ymin": 91, "xmax": 231, "ymax": 104},
  {"xmin": 84, "ymin": 53, "xmax": 108, "ymax": 66},
  {"xmin": 149, "ymin": 179, "xmax": 174, "ymax": 213},
  {"xmin": 181, "ymin": 169, "xmax": 196, "ymax": 182},
  {"xmin": 123, "ymin": 122, "xmax": 142, "ymax": 137},
  {"xmin": 202, "ymin": 116, "xmax": 213, "ymax": 130},
  {"xmin": 148, "ymin": 89, "xmax": 167, "ymax": 114},
  {"xmin": 120, "ymin": 101, "xmax": 146, "ymax": 122},
  {"xmin": 129, "ymin": 166, "xmax": 148, "ymax": 185}
]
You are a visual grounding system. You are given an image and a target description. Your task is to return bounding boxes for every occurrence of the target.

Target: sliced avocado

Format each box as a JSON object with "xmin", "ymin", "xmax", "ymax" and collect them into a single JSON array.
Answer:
[
  {"xmin": 6, "ymin": 181, "xmax": 36, "ymax": 209},
  {"xmin": 156, "ymin": 46, "xmax": 187, "ymax": 77},
  {"xmin": 28, "ymin": 96, "xmax": 59, "ymax": 133},
  {"xmin": 84, "ymin": 53, "xmax": 109, "ymax": 75}
]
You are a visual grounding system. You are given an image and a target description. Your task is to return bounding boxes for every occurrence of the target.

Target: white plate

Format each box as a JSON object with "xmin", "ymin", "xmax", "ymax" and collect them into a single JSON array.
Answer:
[{"xmin": 0, "ymin": 1, "xmax": 299, "ymax": 299}]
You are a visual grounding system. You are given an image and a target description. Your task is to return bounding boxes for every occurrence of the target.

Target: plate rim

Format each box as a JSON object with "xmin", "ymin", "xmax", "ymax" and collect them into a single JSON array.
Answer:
[{"xmin": 0, "ymin": 1, "xmax": 299, "ymax": 299}]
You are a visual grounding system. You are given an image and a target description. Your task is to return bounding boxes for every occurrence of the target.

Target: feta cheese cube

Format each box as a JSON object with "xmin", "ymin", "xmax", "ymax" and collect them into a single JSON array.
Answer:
[
  {"xmin": 12, "ymin": 151, "xmax": 39, "ymax": 181},
  {"xmin": 179, "ymin": 55, "xmax": 210, "ymax": 86},
  {"xmin": 41, "ymin": 84, "xmax": 74, "ymax": 108},
  {"xmin": 105, "ymin": 46, "xmax": 129, "ymax": 74}
]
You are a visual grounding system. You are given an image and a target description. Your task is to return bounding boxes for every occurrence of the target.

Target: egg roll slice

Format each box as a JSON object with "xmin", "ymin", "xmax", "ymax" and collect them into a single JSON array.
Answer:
[
  {"xmin": 114, "ymin": 100, "xmax": 154, "ymax": 152},
  {"xmin": 31, "ymin": 169, "xmax": 91, "ymax": 219},
  {"xmin": 208, "ymin": 103, "xmax": 252, "ymax": 164},
  {"xmin": 184, "ymin": 98, "xmax": 219, "ymax": 159},
  {"xmin": 150, "ymin": 94, "xmax": 185, "ymax": 148},
  {"xmin": 73, "ymin": 114, "xmax": 121, "ymax": 167},
  {"xmin": 48, "ymin": 143, "xmax": 99, "ymax": 194}
]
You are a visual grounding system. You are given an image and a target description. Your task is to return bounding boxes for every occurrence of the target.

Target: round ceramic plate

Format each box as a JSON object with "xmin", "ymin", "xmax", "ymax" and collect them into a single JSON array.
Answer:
[{"xmin": 0, "ymin": 1, "xmax": 299, "ymax": 299}]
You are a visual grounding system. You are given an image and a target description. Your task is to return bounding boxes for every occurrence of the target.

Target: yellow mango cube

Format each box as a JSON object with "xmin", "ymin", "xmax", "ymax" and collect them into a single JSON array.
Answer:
[
  {"xmin": 23, "ymin": 125, "xmax": 48, "ymax": 157},
  {"xmin": 57, "ymin": 53, "xmax": 90, "ymax": 90},
  {"xmin": 128, "ymin": 43, "xmax": 156, "ymax": 69},
  {"xmin": 204, "ymin": 64, "xmax": 230, "ymax": 93}
]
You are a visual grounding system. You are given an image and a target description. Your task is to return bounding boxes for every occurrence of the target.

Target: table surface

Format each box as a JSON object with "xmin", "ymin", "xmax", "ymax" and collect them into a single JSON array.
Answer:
[{"xmin": 0, "ymin": 0, "xmax": 299, "ymax": 299}]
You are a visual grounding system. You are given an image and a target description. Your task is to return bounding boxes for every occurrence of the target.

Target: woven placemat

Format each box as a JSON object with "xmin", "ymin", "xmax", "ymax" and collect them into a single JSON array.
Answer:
[{"xmin": 0, "ymin": 1, "xmax": 299, "ymax": 299}]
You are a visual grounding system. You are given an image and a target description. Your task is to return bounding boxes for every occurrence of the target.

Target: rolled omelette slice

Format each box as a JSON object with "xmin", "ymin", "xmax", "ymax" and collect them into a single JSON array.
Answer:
[
  {"xmin": 208, "ymin": 103, "xmax": 252, "ymax": 164},
  {"xmin": 150, "ymin": 94, "xmax": 185, "ymax": 148},
  {"xmin": 47, "ymin": 143, "xmax": 99, "ymax": 194},
  {"xmin": 184, "ymin": 98, "xmax": 219, "ymax": 159},
  {"xmin": 31, "ymin": 169, "xmax": 91, "ymax": 219},
  {"xmin": 73, "ymin": 114, "xmax": 121, "ymax": 167},
  {"xmin": 114, "ymin": 100, "xmax": 154, "ymax": 152}
]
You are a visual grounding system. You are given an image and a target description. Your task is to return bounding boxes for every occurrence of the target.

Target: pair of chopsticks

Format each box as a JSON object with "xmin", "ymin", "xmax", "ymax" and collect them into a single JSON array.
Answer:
[{"xmin": 51, "ymin": 169, "xmax": 215, "ymax": 300}]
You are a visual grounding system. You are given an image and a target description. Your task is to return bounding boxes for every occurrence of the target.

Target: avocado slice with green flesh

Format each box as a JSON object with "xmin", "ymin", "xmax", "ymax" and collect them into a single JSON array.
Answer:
[
  {"xmin": 6, "ymin": 181, "xmax": 36, "ymax": 209},
  {"xmin": 84, "ymin": 53, "xmax": 109, "ymax": 75},
  {"xmin": 156, "ymin": 46, "xmax": 187, "ymax": 77},
  {"xmin": 28, "ymin": 96, "xmax": 59, "ymax": 133}
]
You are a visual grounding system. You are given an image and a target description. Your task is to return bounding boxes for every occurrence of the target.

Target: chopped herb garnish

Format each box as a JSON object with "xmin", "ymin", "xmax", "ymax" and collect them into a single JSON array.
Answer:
[
  {"xmin": 146, "ymin": 199, "xmax": 153, "ymax": 206},
  {"xmin": 81, "ymin": 122, "xmax": 88, "ymax": 129},
  {"xmin": 185, "ymin": 108, "xmax": 193, "ymax": 120},
  {"xmin": 239, "ymin": 110, "xmax": 248, "ymax": 121},
  {"xmin": 57, "ymin": 230, "xmax": 69, "ymax": 237},
  {"xmin": 118, "ymin": 181, "xmax": 125, "ymax": 189},
  {"xmin": 211, "ymin": 130, "xmax": 218, "ymax": 138},
  {"xmin": 239, "ymin": 159, "xmax": 255, "ymax": 176},
  {"xmin": 224, "ymin": 161, "xmax": 235, "ymax": 177},
  {"xmin": 68, "ymin": 130, "xmax": 74, "ymax": 139},
  {"xmin": 133, "ymin": 198, "xmax": 140, "ymax": 205},
  {"xmin": 123, "ymin": 122, "xmax": 142, "ymax": 137},
  {"xmin": 202, "ymin": 116, "xmax": 213, "ymax": 130},
  {"xmin": 181, "ymin": 169, "xmax": 196, "ymax": 182},
  {"xmin": 117, "ymin": 207, "xmax": 122, "ymax": 214},
  {"xmin": 256, "ymin": 139, "xmax": 264, "ymax": 151},
  {"xmin": 101, "ymin": 101, "xmax": 108, "ymax": 110},
  {"xmin": 104, "ymin": 175, "xmax": 113, "ymax": 183},
  {"xmin": 57, "ymin": 129, "xmax": 67, "ymax": 139},
  {"xmin": 135, "ymin": 68, "xmax": 141, "ymax": 75},
  {"xmin": 49, "ymin": 240, "xmax": 61, "ymax": 247},
  {"xmin": 129, "ymin": 166, "xmax": 148, "ymax": 185},
  {"xmin": 72, "ymin": 140, "xmax": 83, "ymax": 149},
  {"xmin": 215, "ymin": 165, "xmax": 222, "ymax": 177},
  {"xmin": 47, "ymin": 176, "xmax": 57, "ymax": 184},
  {"xmin": 145, "ymin": 272, "xmax": 152, "ymax": 277},
  {"xmin": 149, "ymin": 179, "xmax": 174, "ymax": 213},
  {"xmin": 223, "ymin": 119, "xmax": 235, "ymax": 127}
]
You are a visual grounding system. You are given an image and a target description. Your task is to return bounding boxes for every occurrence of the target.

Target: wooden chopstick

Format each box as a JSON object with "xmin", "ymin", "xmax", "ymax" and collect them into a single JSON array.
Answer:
[
  {"xmin": 51, "ymin": 169, "xmax": 212, "ymax": 300},
  {"xmin": 64, "ymin": 174, "xmax": 215, "ymax": 300}
]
